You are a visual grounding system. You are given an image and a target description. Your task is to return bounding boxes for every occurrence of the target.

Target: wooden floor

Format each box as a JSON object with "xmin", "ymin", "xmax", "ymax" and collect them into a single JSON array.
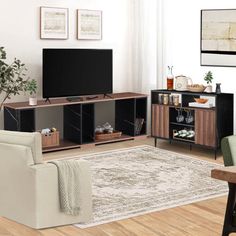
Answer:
[{"xmin": 0, "ymin": 138, "xmax": 233, "ymax": 236}]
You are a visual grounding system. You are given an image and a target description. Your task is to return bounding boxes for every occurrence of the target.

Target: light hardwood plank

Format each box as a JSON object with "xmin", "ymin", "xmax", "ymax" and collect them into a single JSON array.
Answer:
[
  {"xmin": 55, "ymin": 226, "xmax": 95, "ymax": 236},
  {"xmin": 0, "ymin": 217, "xmax": 41, "ymax": 236}
]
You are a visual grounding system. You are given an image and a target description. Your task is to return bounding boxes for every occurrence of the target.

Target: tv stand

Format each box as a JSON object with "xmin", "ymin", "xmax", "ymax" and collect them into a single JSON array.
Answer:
[
  {"xmin": 104, "ymin": 93, "xmax": 113, "ymax": 99},
  {"xmin": 3, "ymin": 92, "xmax": 148, "ymax": 153}
]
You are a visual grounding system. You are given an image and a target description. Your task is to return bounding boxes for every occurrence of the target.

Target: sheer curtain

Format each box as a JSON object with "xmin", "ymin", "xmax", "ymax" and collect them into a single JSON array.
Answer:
[
  {"xmin": 130, "ymin": 0, "xmax": 163, "ymax": 133},
  {"xmin": 131, "ymin": 0, "xmax": 163, "ymax": 93}
]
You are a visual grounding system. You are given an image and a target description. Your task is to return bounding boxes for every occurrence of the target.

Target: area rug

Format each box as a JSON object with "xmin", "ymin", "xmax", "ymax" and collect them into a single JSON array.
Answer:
[{"xmin": 72, "ymin": 145, "xmax": 227, "ymax": 228}]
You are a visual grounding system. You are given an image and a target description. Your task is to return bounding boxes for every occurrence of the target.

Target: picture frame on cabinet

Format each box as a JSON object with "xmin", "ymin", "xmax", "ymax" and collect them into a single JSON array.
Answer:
[
  {"xmin": 77, "ymin": 9, "xmax": 102, "ymax": 40},
  {"xmin": 40, "ymin": 7, "xmax": 69, "ymax": 39},
  {"xmin": 201, "ymin": 9, "xmax": 236, "ymax": 67}
]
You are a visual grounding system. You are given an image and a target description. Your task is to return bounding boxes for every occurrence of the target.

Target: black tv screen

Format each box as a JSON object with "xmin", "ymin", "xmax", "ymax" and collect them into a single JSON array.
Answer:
[{"xmin": 43, "ymin": 49, "xmax": 113, "ymax": 98}]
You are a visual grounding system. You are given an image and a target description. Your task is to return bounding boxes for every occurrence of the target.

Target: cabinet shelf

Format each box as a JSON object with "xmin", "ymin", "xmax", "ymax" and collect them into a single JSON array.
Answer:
[
  {"xmin": 170, "ymin": 122, "xmax": 194, "ymax": 128},
  {"xmin": 42, "ymin": 135, "xmax": 138, "ymax": 152},
  {"xmin": 94, "ymin": 134, "xmax": 134, "ymax": 144},
  {"xmin": 172, "ymin": 137, "xmax": 195, "ymax": 143},
  {"xmin": 42, "ymin": 139, "xmax": 80, "ymax": 152}
]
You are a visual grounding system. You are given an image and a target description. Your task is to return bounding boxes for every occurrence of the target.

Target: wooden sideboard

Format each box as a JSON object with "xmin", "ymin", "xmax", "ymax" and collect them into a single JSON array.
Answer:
[
  {"xmin": 4, "ymin": 92, "xmax": 148, "ymax": 152},
  {"xmin": 151, "ymin": 89, "xmax": 234, "ymax": 159}
]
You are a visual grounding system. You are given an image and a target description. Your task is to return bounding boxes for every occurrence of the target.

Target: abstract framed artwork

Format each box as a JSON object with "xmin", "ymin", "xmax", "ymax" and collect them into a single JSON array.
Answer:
[
  {"xmin": 201, "ymin": 9, "xmax": 236, "ymax": 67},
  {"xmin": 40, "ymin": 7, "xmax": 69, "ymax": 39},
  {"xmin": 77, "ymin": 9, "xmax": 102, "ymax": 40}
]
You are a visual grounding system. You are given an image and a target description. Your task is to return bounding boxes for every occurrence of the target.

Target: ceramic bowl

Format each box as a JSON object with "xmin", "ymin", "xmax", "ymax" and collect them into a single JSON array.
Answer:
[{"xmin": 194, "ymin": 98, "xmax": 208, "ymax": 104}]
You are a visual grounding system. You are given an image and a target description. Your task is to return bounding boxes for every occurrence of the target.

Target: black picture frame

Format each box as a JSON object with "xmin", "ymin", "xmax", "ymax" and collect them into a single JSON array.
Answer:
[{"xmin": 200, "ymin": 9, "xmax": 236, "ymax": 67}]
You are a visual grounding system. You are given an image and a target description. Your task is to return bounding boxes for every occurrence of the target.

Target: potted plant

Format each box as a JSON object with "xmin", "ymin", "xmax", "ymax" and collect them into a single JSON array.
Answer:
[
  {"xmin": 204, "ymin": 71, "xmax": 213, "ymax": 93},
  {"xmin": 24, "ymin": 79, "xmax": 37, "ymax": 105},
  {"xmin": 0, "ymin": 47, "xmax": 28, "ymax": 110}
]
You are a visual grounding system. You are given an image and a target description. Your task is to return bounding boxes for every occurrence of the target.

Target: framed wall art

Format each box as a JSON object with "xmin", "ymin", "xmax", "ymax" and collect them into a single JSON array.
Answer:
[
  {"xmin": 40, "ymin": 7, "xmax": 69, "ymax": 39},
  {"xmin": 77, "ymin": 9, "xmax": 102, "ymax": 40},
  {"xmin": 201, "ymin": 9, "xmax": 236, "ymax": 67}
]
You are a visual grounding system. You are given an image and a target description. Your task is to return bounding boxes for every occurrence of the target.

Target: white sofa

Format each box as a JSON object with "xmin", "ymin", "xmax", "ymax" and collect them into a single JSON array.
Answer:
[{"xmin": 0, "ymin": 130, "xmax": 92, "ymax": 229}]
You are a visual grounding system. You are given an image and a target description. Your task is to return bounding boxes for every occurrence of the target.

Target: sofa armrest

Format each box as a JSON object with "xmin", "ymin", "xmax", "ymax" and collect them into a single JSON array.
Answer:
[
  {"xmin": 0, "ymin": 143, "xmax": 37, "ymax": 227},
  {"xmin": 0, "ymin": 142, "xmax": 92, "ymax": 229},
  {"xmin": 29, "ymin": 161, "xmax": 93, "ymax": 228},
  {"xmin": 0, "ymin": 130, "xmax": 42, "ymax": 164}
]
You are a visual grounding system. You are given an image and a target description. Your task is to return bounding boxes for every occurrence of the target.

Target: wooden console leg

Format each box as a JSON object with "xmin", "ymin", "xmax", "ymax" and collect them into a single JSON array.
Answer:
[
  {"xmin": 222, "ymin": 183, "xmax": 236, "ymax": 236},
  {"xmin": 154, "ymin": 138, "xmax": 157, "ymax": 147}
]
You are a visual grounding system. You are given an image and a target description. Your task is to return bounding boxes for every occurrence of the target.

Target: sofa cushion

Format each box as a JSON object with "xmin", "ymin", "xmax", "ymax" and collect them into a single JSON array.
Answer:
[{"xmin": 0, "ymin": 130, "xmax": 43, "ymax": 164}]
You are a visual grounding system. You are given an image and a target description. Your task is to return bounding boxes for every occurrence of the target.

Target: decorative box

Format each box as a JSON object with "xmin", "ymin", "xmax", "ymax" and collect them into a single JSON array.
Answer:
[
  {"xmin": 95, "ymin": 131, "xmax": 122, "ymax": 141},
  {"xmin": 41, "ymin": 131, "xmax": 60, "ymax": 148}
]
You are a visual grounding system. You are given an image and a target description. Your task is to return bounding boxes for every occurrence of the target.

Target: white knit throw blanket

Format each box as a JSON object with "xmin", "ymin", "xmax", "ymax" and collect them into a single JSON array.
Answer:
[{"xmin": 49, "ymin": 159, "xmax": 83, "ymax": 215}]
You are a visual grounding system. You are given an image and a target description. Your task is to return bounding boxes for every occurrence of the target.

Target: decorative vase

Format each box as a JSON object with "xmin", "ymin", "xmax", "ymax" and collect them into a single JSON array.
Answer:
[
  {"xmin": 204, "ymin": 85, "xmax": 212, "ymax": 93},
  {"xmin": 215, "ymin": 83, "xmax": 221, "ymax": 94},
  {"xmin": 29, "ymin": 97, "xmax": 37, "ymax": 106}
]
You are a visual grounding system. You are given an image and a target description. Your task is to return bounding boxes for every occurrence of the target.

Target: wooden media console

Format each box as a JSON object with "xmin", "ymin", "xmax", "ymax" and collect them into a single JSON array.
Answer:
[{"xmin": 4, "ymin": 92, "xmax": 148, "ymax": 152}]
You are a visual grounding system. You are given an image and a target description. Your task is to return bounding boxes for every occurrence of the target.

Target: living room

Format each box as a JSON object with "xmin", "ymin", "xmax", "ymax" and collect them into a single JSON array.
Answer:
[{"xmin": 1, "ymin": 0, "xmax": 236, "ymax": 235}]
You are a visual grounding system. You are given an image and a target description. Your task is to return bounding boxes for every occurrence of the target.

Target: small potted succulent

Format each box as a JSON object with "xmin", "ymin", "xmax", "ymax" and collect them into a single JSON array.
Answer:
[
  {"xmin": 204, "ymin": 71, "xmax": 213, "ymax": 93},
  {"xmin": 24, "ymin": 79, "xmax": 38, "ymax": 105}
]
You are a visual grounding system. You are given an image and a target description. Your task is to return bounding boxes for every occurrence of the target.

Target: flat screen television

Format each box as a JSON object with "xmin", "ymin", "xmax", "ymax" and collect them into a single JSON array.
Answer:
[{"xmin": 43, "ymin": 48, "xmax": 113, "ymax": 99}]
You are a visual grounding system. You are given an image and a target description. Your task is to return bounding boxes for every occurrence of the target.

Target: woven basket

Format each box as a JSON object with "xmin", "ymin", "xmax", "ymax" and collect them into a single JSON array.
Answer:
[{"xmin": 95, "ymin": 131, "xmax": 122, "ymax": 141}]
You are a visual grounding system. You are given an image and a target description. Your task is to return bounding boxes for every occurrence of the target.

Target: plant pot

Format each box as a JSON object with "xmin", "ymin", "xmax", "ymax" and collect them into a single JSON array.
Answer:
[
  {"xmin": 29, "ymin": 97, "xmax": 37, "ymax": 106},
  {"xmin": 204, "ymin": 85, "xmax": 212, "ymax": 93}
]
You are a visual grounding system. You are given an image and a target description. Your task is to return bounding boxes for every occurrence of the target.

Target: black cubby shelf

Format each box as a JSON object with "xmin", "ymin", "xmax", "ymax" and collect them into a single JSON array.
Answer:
[{"xmin": 4, "ymin": 92, "xmax": 148, "ymax": 153}]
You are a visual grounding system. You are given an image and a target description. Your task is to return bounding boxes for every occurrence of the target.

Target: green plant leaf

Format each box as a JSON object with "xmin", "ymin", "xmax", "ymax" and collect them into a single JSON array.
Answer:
[{"xmin": 0, "ymin": 47, "xmax": 30, "ymax": 109}]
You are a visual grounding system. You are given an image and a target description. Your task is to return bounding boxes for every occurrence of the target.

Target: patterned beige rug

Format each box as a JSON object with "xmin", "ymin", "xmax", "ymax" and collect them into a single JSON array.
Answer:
[{"xmin": 74, "ymin": 145, "xmax": 227, "ymax": 228}]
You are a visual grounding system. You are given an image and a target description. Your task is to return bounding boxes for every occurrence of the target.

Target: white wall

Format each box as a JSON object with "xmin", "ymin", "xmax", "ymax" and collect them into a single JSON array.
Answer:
[
  {"xmin": 161, "ymin": 0, "xmax": 236, "ymax": 132},
  {"xmin": 0, "ymin": 0, "xmax": 133, "ymax": 129},
  {"xmin": 3, "ymin": 1, "xmax": 235, "ymax": 132}
]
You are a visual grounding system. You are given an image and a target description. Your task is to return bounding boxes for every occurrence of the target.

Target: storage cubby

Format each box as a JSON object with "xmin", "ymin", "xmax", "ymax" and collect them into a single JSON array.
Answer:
[
  {"xmin": 171, "ymin": 126, "xmax": 195, "ymax": 143},
  {"xmin": 4, "ymin": 107, "xmax": 35, "ymax": 132},
  {"xmin": 81, "ymin": 104, "xmax": 94, "ymax": 144},
  {"xmin": 115, "ymin": 98, "xmax": 148, "ymax": 137},
  {"xmin": 169, "ymin": 107, "xmax": 195, "ymax": 143},
  {"xmin": 182, "ymin": 94, "xmax": 200, "ymax": 107},
  {"xmin": 135, "ymin": 98, "xmax": 147, "ymax": 135},
  {"xmin": 169, "ymin": 107, "xmax": 195, "ymax": 126},
  {"xmin": 115, "ymin": 99, "xmax": 135, "ymax": 136},
  {"xmin": 64, "ymin": 104, "xmax": 82, "ymax": 144}
]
